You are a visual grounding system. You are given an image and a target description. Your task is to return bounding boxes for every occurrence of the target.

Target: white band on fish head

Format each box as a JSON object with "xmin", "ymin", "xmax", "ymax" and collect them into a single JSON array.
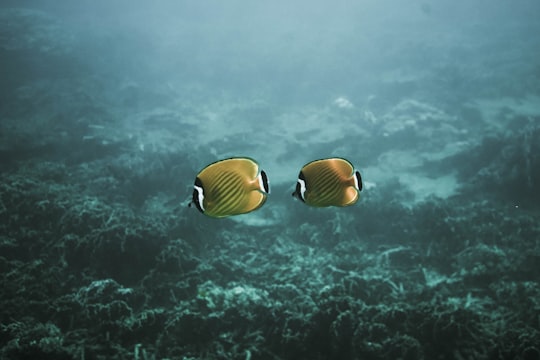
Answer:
[
  {"xmin": 257, "ymin": 170, "xmax": 270, "ymax": 194},
  {"xmin": 193, "ymin": 184, "xmax": 205, "ymax": 212},
  {"xmin": 353, "ymin": 170, "xmax": 362, "ymax": 191},
  {"xmin": 297, "ymin": 178, "xmax": 306, "ymax": 201}
]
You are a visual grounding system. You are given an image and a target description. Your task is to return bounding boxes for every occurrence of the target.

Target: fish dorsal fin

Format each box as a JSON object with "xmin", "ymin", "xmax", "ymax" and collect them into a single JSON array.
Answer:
[
  {"xmin": 302, "ymin": 158, "xmax": 355, "ymax": 184},
  {"xmin": 328, "ymin": 158, "xmax": 355, "ymax": 179},
  {"xmin": 227, "ymin": 157, "xmax": 259, "ymax": 179},
  {"xmin": 199, "ymin": 157, "xmax": 259, "ymax": 182}
]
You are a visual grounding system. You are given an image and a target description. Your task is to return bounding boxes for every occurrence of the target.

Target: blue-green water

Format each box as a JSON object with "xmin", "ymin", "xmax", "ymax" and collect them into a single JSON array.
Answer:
[{"xmin": 1, "ymin": 1, "xmax": 539, "ymax": 359}]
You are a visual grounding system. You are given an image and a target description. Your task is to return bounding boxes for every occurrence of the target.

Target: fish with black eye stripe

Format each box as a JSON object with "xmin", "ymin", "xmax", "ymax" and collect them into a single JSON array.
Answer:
[
  {"xmin": 189, "ymin": 157, "xmax": 269, "ymax": 218},
  {"xmin": 292, "ymin": 158, "xmax": 362, "ymax": 207},
  {"xmin": 189, "ymin": 157, "xmax": 362, "ymax": 218}
]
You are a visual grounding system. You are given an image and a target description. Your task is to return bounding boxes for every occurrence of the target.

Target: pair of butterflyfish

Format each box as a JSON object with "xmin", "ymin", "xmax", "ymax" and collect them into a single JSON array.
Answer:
[{"xmin": 190, "ymin": 157, "xmax": 362, "ymax": 218}]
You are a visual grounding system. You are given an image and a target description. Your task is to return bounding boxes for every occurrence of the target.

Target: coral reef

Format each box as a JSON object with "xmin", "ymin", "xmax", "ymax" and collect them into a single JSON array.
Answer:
[{"xmin": 1, "ymin": 4, "xmax": 540, "ymax": 359}]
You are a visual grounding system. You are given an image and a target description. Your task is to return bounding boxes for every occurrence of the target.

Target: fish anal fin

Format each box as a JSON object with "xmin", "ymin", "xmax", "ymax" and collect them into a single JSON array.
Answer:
[
  {"xmin": 343, "ymin": 186, "xmax": 359, "ymax": 206},
  {"xmin": 244, "ymin": 191, "xmax": 267, "ymax": 213}
]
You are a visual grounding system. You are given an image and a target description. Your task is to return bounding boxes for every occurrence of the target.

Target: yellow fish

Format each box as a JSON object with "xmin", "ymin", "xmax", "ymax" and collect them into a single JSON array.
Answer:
[
  {"xmin": 190, "ymin": 157, "xmax": 269, "ymax": 218},
  {"xmin": 292, "ymin": 158, "xmax": 362, "ymax": 207}
]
